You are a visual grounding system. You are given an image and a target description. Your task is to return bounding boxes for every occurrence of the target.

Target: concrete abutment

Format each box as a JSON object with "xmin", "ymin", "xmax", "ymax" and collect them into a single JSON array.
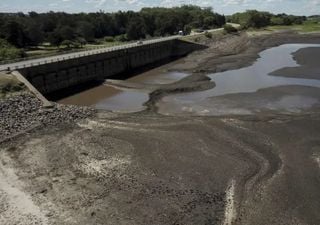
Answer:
[{"xmin": 17, "ymin": 39, "xmax": 206, "ymax": 95}]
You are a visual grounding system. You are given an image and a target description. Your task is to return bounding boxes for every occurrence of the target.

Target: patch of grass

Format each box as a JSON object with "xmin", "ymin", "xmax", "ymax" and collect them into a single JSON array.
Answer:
[
  {"xmin": 267, "ymin": 20, "xmax": 320, "ymax": 33},
  {"xmin": 26, "ymin": 49, "xmax": 59, "ymax": 57},
  {"xmin": 0, "ymin": 75, "xmax": 26, "ymax": 98}
]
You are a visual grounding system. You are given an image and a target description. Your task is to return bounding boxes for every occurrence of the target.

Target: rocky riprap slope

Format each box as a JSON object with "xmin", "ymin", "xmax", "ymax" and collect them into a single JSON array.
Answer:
[{"xmin": 0, "ymin": 93, "xmax": 95, "ymax": 141}]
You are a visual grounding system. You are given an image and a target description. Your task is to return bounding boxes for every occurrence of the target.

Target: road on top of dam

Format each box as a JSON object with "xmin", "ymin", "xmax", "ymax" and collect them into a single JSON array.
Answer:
[{"xmin": 0, "ymin": 28, "xmax": 224, "ymax": 72}]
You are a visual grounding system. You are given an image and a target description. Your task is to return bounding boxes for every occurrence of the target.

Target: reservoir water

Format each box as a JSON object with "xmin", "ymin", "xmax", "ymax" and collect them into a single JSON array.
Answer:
[
  {"xmin": 158, "ymin": 44, "xmax": 320, "ymax": 115},
  {"xmin": 58, "ymin": 65, "xmax": 188, "ymax": 112},
  {"xmin": 59, "ymin": 44, "xmax": 320, "ymax": 115}
]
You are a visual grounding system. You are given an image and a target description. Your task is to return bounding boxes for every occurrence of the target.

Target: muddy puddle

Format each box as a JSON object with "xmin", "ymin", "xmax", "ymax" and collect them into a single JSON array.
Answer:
[
  {"xmin": 158, "ymin": 44, "xmax": 320, "ymax": 116},
  {"xmin": 58, "ymin": 67, "xmax": 188, "ymax": 112}
]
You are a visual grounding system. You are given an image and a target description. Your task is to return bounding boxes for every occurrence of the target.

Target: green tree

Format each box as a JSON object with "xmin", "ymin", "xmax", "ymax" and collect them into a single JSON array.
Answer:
[
  {"xmin": 76, "ymin": 21, "xmax": 95, "ymax": 42},
  {"xmin": 57, "ymin": 26, "xmax": 75, "ymax": 41},
  {"xmin": 270, "ymin": 16, "xmax": 285, "ymax": 25},
  {"xmin": 183, "ymin": 25, "xmax": 192, "ymax": 35},
  {"xmin": 25, "ymin": 22, "xmax": 44, "ymax": 46},
  {"xmin": 48, "ymin": 31, "xmax": 62, "ymax": 46},
  {"xmin": 203, "ymin": 16, "xmax": 216, "ymax": 29},
  {"xmin": 3, "ymin": 20, "xmax": 27, "ymax": 48},
  {"xmin": 126, "ymin": 16, "xmax": 146, "ymax": 40}
]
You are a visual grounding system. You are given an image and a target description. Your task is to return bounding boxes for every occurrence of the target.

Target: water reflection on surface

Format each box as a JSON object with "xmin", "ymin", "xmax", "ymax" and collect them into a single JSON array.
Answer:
[
  {"xmin": 158, "ymin": 44, "xmax": 320, "ymax": 115},
  {"xmin": 59, "ymin": 44, "xmax": 320, "ymax": 114},
  {"xmin": 58, "ymin": 71, "xmax": 188, "ymax": 112}
]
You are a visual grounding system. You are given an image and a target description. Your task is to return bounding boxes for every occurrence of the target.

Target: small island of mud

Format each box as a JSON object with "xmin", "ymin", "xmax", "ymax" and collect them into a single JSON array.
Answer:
[{"xmin": 270, "ymin": 46, "xmax": 320, "ymax": 79}]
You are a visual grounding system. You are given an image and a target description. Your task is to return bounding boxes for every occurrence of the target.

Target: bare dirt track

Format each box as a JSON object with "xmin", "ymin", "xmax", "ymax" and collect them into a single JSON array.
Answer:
[{"xmin": 1, "ymin": 31, "xmax": 320, "ymax": 225}]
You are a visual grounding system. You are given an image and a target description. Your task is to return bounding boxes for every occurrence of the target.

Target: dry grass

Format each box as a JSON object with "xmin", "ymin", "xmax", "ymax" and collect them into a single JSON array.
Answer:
[{"xmin": 0, "ymin": 74, "xmax": 26, "ymax": 98}]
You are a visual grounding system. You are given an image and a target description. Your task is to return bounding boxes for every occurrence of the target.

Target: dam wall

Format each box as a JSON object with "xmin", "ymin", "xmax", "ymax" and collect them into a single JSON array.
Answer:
[{"xmin": 17, "ymin": 39, "xmax": 206, "ymax": 94}]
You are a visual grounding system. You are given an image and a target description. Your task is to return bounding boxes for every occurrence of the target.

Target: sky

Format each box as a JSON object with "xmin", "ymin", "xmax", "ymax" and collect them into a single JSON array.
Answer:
[{"xmin": 0, "ymin": 0, "xmax": 319, "ymax": 16}]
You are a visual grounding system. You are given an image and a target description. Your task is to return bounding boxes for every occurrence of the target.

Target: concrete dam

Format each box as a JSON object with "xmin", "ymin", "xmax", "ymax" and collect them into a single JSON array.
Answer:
[{"xmin": 12, "ymin": 39, "xmax": 206, "ymax": 95}]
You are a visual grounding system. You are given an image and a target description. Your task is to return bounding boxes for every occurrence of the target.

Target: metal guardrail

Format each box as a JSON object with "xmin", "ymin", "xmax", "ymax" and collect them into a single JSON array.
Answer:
[
  {"xmin": 0, "ymin": 35, "xmax": 179, "ymax": 72},
  {"xmin": 0, "ymin": 48, "xmax": 86, "ymax": 65}
]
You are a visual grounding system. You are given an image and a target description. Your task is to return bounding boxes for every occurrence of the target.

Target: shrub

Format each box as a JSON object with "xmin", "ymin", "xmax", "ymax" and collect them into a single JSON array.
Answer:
[
  {"xmin": 0, "ymin": 78, "xmax": 25, "ymax": 96},
  {"xmin": 115, "ymin": 34, "xmax": 128, "ymax": 42},
  {"xmin": 61, "ymin": 40, "xmax": 74, "ymax": 48},
  {"xmin": 194, "ymin": 37, "xmax": 200, "ymax": 42},
  {"xmin": 76, "ymin": 37, "xmax": 87, "ymax": 47},
  {"xmin": 105, "ymin": 36, "xmax": 115, "ymax": 42},
  {"xmin": 183, "ymin": 25, "xmax": 192, "ymax": 35},
  {"xmin": 223, "ymin": 24, "xmax": 238, "ymax": 34},
  {"xmin": 0, "ymin": 38, "xmax": 25, "ymax": 61},
  {"xmin": 204, "ymin": 31, "xmax": 213, "ymax": 39}
]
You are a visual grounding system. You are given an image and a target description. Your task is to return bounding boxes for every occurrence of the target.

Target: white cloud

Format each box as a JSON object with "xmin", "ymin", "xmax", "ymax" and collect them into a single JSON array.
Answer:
[{"xmin": 85, "ymin": 0, "xmax": 107, "ymax": 7}]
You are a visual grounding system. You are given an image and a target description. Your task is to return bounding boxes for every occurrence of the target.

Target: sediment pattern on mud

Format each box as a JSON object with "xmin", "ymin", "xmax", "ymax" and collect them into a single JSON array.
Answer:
[{"xmin": 0, "ymin": 111, "xmax": 288, "ymax": 225}]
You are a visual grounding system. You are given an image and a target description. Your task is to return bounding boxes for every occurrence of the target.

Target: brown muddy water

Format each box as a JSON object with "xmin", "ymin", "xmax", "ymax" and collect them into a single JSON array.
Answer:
[
  {"xmin": 58, "ymin": 64, "xmax": 188, "ymax": 112},
  {"xmin": 59, "ymin": 44, "xmax": 320, "ymax": 115}
]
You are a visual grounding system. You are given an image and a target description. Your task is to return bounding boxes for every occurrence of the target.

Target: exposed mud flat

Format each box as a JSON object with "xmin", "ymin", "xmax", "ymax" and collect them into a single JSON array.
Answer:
[
  {"xmin": 157, "ymin": 43, "xmax": 320, "ymax": 116},
  {"xmin": 271, "ymin": 47, "xmax": 320, "ymax": 79},
  {"xmin": 2, "ymin": 109, "xmax": 320, "ymax": 225},
  {"xmin": 171, "ymin": 31, "xmax": 320, "ymax": 74},
  {"xmin": 1, "ymin": 31, "xmax": 320, "ymax": 225},
  {"xmin": 158, "ymin": 85, "xmax": 320, "ymax": 116}
]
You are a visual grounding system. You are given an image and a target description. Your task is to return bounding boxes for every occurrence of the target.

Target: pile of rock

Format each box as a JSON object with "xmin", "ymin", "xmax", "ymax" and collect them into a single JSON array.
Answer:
[{"xmin": 0, "ymin": 93, "xmax": 95, "ymax": 140}]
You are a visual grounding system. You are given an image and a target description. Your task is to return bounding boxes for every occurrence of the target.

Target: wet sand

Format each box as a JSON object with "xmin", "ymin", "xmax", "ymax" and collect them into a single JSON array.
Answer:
[
  {"xmin": 156, "ymin": 43, "xmax": 320, "ymax": 116},
  {"xmin": 158, "ymin": 85, "xmax": 320, "ymax": 116}
]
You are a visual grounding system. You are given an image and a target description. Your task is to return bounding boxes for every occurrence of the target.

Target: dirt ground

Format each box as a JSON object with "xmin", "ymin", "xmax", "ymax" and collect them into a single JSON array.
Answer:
[{"xmin": 1, "ymin": 31, "xmax": 320, "ymax": 225}]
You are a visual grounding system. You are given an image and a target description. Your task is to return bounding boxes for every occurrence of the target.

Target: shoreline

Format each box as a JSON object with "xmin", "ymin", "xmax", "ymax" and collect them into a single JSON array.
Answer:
[
  {"xmin": 142, "ymin": 31, "xmax": 320, "ymax": 113},
  {"xmin": 169, "ymin": 31, "xmax": 320, "ymax": 74},
  {"xmin": 270, "ymin": 46, "xmax": 320, "ymax": 79}
]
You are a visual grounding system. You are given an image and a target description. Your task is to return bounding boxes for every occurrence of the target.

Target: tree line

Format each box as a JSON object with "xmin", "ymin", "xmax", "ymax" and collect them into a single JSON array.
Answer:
[
  {"xmin": 0, "ymin": 5, "xmax": 226, "ymax": 49},
  {"xmin": 228, "ymin": 10, "xmax": 307, "ymax": 29}
]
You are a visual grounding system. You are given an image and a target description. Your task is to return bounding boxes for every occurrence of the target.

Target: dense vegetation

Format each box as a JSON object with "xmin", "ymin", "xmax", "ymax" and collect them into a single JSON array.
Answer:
[
  {"xmin": 0, "ymin": 5, "xmax": 225, "ymax": 49},
  {"xmin": 228, "ymin": 10, "xmax": 307, "ymax": 29},
  {"xmin": 0, "ymin": 38, "xmax": 25, "ymax": 61}
]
